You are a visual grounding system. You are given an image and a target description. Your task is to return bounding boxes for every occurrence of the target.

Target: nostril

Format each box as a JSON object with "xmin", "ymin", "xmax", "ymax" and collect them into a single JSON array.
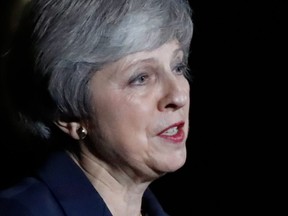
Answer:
[{"xmin": 165, "ymin": 103, "xmax": 179, "ymax": 110}]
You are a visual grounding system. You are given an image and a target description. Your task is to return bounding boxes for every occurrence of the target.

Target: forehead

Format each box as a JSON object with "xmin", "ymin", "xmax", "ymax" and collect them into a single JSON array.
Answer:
[
  {"xmin": 122, "ymin": 39, "xmax": 183, "ymax": 64},
  {"xmin": 95, "ymin": 40, "xmax": 183, "ymax": 79}
]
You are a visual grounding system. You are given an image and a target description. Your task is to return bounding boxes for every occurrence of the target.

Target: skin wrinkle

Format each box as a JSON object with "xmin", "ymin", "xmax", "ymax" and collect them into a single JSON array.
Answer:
[
  {"xmin": 67, "ymin": 40, "xmax": 190, "ymax": 215},
  {"xmin": 20, "ymin": 0, "xmax": 193, "ymax": 138},
  {"xmin": 2, "ymin": 1, "xmax": 193, "ymax": 215},
  {"xmin": 69, "ymin": 150, "xmax": 147, "ymax": 216},
  {"xmin": 82, "ymin": 39, "xmax": 188, "ymax": 184}
]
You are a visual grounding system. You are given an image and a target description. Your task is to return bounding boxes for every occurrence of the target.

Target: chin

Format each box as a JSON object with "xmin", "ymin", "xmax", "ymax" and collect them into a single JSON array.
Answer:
[{"xmin": 160, "ymin": 150, "xmax": 187, "ymax": 173}]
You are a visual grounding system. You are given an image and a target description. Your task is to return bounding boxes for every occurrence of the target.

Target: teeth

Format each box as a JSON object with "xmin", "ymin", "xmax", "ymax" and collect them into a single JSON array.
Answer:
[{"xmin": 162, "ymin": 127, "xmax": 178, "ymax": 136}]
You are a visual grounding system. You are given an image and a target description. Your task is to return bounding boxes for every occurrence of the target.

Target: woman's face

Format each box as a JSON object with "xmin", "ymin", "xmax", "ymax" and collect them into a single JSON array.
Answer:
[{"xmin": 87, "ymin": 40, "xmax": 190, "ymax": 179}]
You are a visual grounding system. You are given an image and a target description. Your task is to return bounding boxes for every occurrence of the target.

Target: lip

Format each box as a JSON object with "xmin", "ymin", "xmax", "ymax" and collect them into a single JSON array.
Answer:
[{"xmin": 157, "ymin": 121, "xmax": 186, "ymax": 143}]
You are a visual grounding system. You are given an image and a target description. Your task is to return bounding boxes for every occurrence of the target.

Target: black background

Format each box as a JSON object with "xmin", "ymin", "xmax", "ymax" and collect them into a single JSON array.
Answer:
[
  {"xmin": 1, "ymin": 0, "xmax": 287, "ymax": 215},
  {"xmin": 151, "ymin": 0, "xmax": 286, "ymax": 215}
]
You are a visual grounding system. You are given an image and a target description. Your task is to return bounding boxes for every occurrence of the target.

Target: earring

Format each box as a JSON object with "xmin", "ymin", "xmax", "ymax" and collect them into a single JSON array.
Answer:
[{"xmin": 77, "ymin": 127, "xmax": 87, "ymax": 140}]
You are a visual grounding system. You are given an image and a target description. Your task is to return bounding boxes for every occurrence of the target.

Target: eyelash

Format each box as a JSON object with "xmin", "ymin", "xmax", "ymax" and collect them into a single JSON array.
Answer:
[
  {"xmin": 128, "ymin": 63, "xmax": 190, "ymax": 86},
  {"xmin": 129, "ymin": 73, "xmax": 149, "ymax": 86},
  {"xmin": 174, "ymin": 63, "xmax": 189, "ymax": 77}
]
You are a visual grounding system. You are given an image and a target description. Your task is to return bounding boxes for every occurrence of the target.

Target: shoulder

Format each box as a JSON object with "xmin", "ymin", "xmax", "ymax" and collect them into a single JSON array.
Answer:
[{"xmin": 0, "ymin": 177, "xmax": 64, "ymax": 216}]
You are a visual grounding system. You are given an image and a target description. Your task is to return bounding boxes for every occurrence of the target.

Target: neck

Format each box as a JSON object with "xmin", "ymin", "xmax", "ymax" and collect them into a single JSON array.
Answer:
[{"xmin": 67, "ymin": 150, "xmax": 149, "ymax": 216}]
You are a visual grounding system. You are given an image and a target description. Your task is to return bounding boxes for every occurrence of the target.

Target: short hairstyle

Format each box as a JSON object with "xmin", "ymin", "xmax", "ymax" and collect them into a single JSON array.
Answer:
[{"xmin": 4, "ymin": 0, "xmax": 193, "ymax": 139}]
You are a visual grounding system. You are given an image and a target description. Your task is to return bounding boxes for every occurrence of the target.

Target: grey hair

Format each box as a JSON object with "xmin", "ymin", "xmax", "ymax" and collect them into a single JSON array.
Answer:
[{"xmin": 5, "ymin": 0, "xmax": 193, "ymax": 139}]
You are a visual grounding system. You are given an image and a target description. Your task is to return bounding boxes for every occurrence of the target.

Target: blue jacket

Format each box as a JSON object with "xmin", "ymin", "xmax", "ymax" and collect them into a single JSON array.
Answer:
[{"xmin": 0, "ymin": 151, "xmax": 168, "ymax": 216}]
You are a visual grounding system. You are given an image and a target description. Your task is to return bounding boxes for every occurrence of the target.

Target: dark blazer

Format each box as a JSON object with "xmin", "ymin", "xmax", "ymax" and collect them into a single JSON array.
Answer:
[{"xmin": 0, "ymin": 151, "xmax": 168, "ymax": 216}]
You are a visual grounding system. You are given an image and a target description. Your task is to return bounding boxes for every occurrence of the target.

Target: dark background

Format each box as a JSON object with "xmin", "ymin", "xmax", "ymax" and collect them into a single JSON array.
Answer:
[
  {"xmin": 151, "ymin": 0, "xmax": 286, "ymax": 215},
  {"xmin": 1, "ymin": 0, "xmax": 286, "ymax": 215}
]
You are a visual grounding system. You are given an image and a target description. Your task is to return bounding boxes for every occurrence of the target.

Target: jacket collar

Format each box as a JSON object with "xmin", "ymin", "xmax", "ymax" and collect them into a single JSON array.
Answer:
[{"xmin": 37, "ymin": 151, "xmax": 112, "ymax": 216}]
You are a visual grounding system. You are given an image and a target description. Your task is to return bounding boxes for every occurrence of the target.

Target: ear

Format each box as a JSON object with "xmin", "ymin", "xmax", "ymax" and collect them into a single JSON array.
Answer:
[{"xmin": 54, "ymin": 121, "xmax": 83, "ymax": 140}]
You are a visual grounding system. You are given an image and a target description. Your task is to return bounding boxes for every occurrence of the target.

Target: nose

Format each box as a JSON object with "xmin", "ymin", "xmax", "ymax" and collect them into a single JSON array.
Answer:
[{"xmin": 158, "ymin": 77, "xmax": 189, "ymax": 112}]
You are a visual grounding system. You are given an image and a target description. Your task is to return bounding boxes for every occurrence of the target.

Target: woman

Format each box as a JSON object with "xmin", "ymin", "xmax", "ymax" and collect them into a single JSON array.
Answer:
[{"xmin": 0, "ymin": 0, "xmax": 193, "ymax": 215}]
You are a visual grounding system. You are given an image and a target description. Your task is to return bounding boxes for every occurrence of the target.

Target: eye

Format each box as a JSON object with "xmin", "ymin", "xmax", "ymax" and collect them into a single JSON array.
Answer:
[
  {"xmin": 174, "ymin": 63, "xmax": 188, "ymax": 76},
  {"xmin": 129, "ymin": 73, "xmax": 149, "ymax": 86}
]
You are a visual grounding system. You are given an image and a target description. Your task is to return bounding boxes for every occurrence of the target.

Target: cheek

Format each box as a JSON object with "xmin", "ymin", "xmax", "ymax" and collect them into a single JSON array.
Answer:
[
  {"xmin": 88, "ymin": 102, "xmax": 152, "ymax": 163},
  {"xmin": 183, "ymin": 78, "xmax": 190, "ymax": 93},
  {"xmin": 93, "ymin": 93, "xmax": 153, "ymax": 137},
  {"xmin": 184, "ymin": 80, "xmax": 191, "ymax": 101}
]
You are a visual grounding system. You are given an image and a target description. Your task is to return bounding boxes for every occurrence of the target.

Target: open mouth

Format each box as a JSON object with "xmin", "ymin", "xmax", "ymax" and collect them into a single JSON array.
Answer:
[
  {"xmin": 157, "ymin": 121, "xmax": 185, "ymax": 143},
  {"xmin": 161, "ymin": 126, "xmax": 180, "ymax": 136}
]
